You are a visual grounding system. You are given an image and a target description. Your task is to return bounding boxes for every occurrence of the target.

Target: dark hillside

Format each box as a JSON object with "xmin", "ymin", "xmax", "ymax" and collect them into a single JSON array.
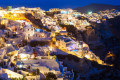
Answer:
[{"xmin": 74, "ymin": 3, "xmax": 120, "ymax": 13}]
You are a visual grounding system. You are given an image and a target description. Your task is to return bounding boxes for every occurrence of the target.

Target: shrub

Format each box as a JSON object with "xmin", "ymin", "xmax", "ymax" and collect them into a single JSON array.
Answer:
[{"xmin": 45, "ymin": 72, "xmax": 57, "ymax": 80}]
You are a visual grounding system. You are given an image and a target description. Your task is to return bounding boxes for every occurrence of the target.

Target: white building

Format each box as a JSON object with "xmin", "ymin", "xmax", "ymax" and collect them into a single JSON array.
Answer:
[
  {"xmin": 23, "ymin": 25, "xmax": 35, "ymax": 40},
  {"xmin": 18, "ymin": 45, "xmax": 34, "ymax": 60},
  {"xmin": 22, "ymin": 25, "xmax": 50, "ymax": 41},
  {"xmin": 17, "ymin": 59, "xmax": 62, "ymax": 77},
  {"xmin": 0, "ymin": 68, "xmax": 23, "ymax": 79}
]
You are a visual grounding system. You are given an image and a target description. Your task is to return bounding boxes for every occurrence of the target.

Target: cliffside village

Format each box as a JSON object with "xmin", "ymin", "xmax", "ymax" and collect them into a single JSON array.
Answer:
[{"xmin": 0, "ymin": 7, "xmax": 120, "ymax": 80}]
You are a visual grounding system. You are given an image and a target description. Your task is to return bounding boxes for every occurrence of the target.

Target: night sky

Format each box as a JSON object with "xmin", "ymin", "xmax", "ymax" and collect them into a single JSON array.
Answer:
[{"xmin": 0, "ymin": 0, "xmax": 120, "ymax": 10}]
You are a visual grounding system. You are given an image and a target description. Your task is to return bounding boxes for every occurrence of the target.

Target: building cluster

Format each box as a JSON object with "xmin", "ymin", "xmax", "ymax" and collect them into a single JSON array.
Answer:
[
  {"xmin": 84, "ymin": 9, "xmax": 120, "ymax": 23},
  {"xmin": 46, "ymin": 8, "xmax": 120, "ymax": 31},
  {"xmin": 41, "ymin": 16, "xmax": 60, "ymax": 31},
  {"xmin": 0, "ymin": 7, "xmax": 75, "ymax": 80},
  {"xmin": 0, "ymin": 7, "xmax": 119, "ymax": 80},
  {"xmin": 54, "ymin": 9, "xmax": 90, "ymax": 30}
]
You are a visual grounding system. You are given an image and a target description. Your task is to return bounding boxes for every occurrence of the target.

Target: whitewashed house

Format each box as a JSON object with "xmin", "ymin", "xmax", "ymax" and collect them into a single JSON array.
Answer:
[
  {"xmin": 23, "ymin": 25, "xmax": 35, "ymax": 40},
  {"xmin": 18, "ymin": 45, "xmax": 34, "ymax": 60}
]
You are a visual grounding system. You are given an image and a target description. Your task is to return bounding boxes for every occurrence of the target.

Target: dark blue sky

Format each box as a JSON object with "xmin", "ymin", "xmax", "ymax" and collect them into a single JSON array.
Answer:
[{"xmin": 0, "ymin": 0, "xmax": 120, "ymax": 10}]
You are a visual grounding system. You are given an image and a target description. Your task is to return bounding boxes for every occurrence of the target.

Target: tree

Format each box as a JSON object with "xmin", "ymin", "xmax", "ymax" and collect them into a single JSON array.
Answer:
[
  {"xmin": 0, "ymin": 24, "xmax": 5, "ymax": 29},
  {"xmin": 11, "ymin": 78, "xmax": 18, "ymax": 80},
  {"xmin": 36, "ymin": 68, "xmax": 40, "ymax": 75},
  {"xmin": 11, "ymin": 78, "xmax": 27, "ymax": 80},
  {"xmin": 10, "ymin": 62, "xmax": 15, "ymax": 67},
  {"xmin": 32, "ymin": 69, "xmax": 40, "ymax": 76},
  {"xmin": 6, "ymin": 6, "xmax": 12, "ymax": 11},
  {"xmin": 32, "ymin": 71, "xmax": 37, "ymax": 76},
  {"xmin": 21, "ymin": 77, "xmax": 27, "ymax": 80},
  {"xmin": 21, "ymin": 39, "xmax": 27, "ymax": 46},
  {"xmin": 0, "ymin": 61, "xmax": 4, "ymax": 67},
  {"xmin": 8, "ymin": 12, "xmax": 13, "ymax": 16},
  {"xmin": 13, "ymin": 34, "xmax": 17, "ymax": 37},
  {"xmin": 52, "ymin": 55, "xmax": 57, "ymax": 60},
  {"xmin": 14, "ymin": 67, "xmax": 17, "ymax": 72},
  {"xmin": 45, "ymin": 72, "xmax": 57, "ymax": 80}
]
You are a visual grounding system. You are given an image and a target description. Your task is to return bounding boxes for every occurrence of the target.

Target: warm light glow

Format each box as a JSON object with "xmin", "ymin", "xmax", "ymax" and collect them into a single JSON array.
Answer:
[
  {"xmin": 19, "ymin": 65, "xmax": 23, "ymax": 68},
  {"xmin": 20, "ymin": 54, "xmax": 27, "ymax": 60},
  {"xmin": 83, "ymin": 43, "xmax": 88, "ymax": 47},
  {"xmin": 13, "ymin": 14, "xmax": 17, "ymax": 17},
  {"xmin": 20, "ymin": 54, "xmax": 26, "ymax": 58},
  {"xmin": 49, "ymin": 46, "xmax": 53, "ymax": 51},
  {"xmin": 6, "ymin": 44, "xmax": 11, "ymax": 46},
  {"xmin": 3, "ymin": 69, "xmax": 23, "ymax": 78},
  {"xmin": 85, "ymin": 54, "xmax": 89, "ymax": 59}
]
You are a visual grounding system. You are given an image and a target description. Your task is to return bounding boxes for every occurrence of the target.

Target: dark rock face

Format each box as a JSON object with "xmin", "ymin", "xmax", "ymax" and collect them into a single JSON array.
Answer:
[
  {"xmin": 25, "ymin": 13, "xmax": 44, "ymax": 28},
  {"xmin": 103, "ymin": 17, "xmax": 120, "ymax": 64},
  {"xmin": 79, "ymin": 16, "xmax": 120, "ymax": 63},
  {"xmin": 57, "ymin": 54, "xmax": 92, "ymax": 74},
  {"xmin": 80, "ymin": 24, "xmax": 107, "ymax": 60},
  {"xmin": 89, "ymin": 68, "xmax": 120, "ymax": 80},
  {"xmin": 104, "ymin": 36, "xmax": 120, "ymax": 55},
  {"xmin": 25, "ymin": 13, "xmax": 51, "ymax": 32},
  {"xmin": 107, "ymin": 16, "xmax": 120, "ymax": 38},
  {"xmin": 82, "ymin": 26, "xmax": 99, "ymax": 43},
  {"xmin": 78, "ymin": 16, "xmax": 120, "ymax": 80},
  {"xmin": 60, "ymin": 24, "xmax": 83, "ymax": 41},
  {"xmin": 104, "ymin": 17, "xmax": 120, "ymax": 68}
]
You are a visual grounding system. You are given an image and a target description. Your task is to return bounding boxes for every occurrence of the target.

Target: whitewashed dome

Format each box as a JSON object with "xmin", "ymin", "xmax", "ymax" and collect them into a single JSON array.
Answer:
[{"xmin": 23, "ymin": 24, "xmax": 34, "ymax": 29}]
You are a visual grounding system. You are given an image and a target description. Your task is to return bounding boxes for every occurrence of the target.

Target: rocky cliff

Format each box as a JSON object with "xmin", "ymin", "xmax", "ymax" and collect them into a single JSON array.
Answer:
[
  {"xmin": 78, "ymin": 16, "xmax": 120, "ymax": 79},
  {"xmin": 80, "ymin": 15, "xmax": 120, "ymax": 61}
]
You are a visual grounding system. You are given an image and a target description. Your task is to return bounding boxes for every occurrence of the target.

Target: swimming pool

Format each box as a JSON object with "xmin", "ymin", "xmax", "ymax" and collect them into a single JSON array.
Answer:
[{"xmin": 72, "ymin": 49, "xmax": 78, "ymax": 52}]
